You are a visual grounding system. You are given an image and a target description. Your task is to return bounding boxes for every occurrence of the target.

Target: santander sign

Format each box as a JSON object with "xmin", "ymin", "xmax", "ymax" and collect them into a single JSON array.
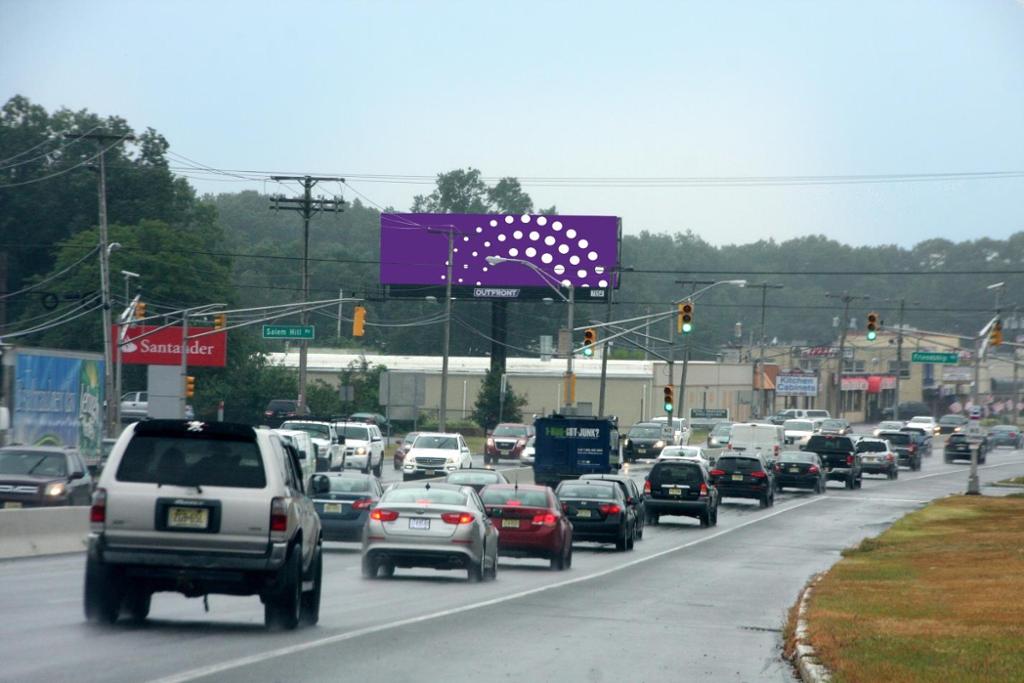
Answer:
[{"xmin": 112, "ymin": 325, "xmax": 227, "ymax": 367}]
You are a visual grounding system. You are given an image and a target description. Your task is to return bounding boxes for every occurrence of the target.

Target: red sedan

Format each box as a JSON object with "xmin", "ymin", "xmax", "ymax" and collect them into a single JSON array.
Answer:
[{"xmin": 480, "ymin": 484, "xmax": 573, "ymax": 570}]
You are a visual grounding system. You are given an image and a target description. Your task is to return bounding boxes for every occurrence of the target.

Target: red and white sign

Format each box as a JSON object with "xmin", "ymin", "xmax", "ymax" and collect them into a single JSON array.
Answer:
[
  {"xmin": 840, "ymin": 376, "xmax": 869, "ymax": 391},
  {"xmin": 112, "ymin": 325, "xmax": 227, "ymax": 367}
]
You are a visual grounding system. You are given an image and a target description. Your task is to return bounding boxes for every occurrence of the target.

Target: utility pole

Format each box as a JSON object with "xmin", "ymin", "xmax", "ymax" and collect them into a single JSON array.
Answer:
[
  {"xmin": 894, "ymin": 298, "xmax": 906, "ymax": 419},
  {"xmin": 1013, "ymin": 307, "xmax": 1020, "ymax": 427},
  {"xmin": 673, "ymin": 280, "xmax": 715, "ymax": 419},
  {"xmin": 337, "ymin": 288, "xmax": 343, "ymax": 340},
  {"xmin": 270, "ymin": 176, "xmax": 345, "ymax": 412},
  {"xmin": 65, "ymin": 131, "xmax": 135, "ymax": 437},
  {"xmin": 826, "ymin": 292, "xmax": 869, "ymax": 418},
  {"xmin": 750, "ymin": 283, "xmax": 784, "ymax": 418},
  {"xmin": 598, "ymin": 289, "xmax": 613, "ymax": 417}
]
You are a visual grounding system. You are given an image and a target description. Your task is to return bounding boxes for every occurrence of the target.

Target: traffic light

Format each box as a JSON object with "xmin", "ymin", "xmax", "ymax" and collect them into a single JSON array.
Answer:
[
  {"xmin": 866, "ymin": 312, "xmax": 879, "ymax": 341},
  {"xmin": 680, "ymin": 301, "xmax": 694, "ymax": 334},
  {"xmin": 663, "ymin": 385, "xmax": 675, "ymax": 413},
  {"xmin": 990, "ymin": 319, "xmax": 1003, "ymax": 346},
  {"xmin": 582, "ymin": 328, "xmax": 597, "ymax": 356},
  {"xmin": 213, "ymin": 313, "xmax": 226, "ymax": 330},
  {"xmin": 185, "ymin": 376, "xmax": 196, "ymax": 399},
  {"xmin": 134, "ymin": 301, "xmax": 146, "ymax": 320},
  {"xmin": 352, "ymin": 306, "xmax": 366, "ymax": 337}
]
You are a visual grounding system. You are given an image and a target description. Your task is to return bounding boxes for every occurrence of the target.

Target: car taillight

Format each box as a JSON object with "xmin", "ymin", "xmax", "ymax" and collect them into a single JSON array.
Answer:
[
  {"xmin": 486, "ymin": 438, "xmax": 495, "ymax": 447},
  {"xmin": 599, "ymin": 504, "xmax": 622, "ymax": 515},
  {"xmin": 89, "ymin": 488, "xmax": 106, "ymax": 524},
  {"xmin": 909, "ymin": 444, "xmax": 917, "ymax": 453},
  {"xmin": 886, "ymin": 454, "xmax": 894, "ymax": 462},
  {"xmin": 264, "ymin": 410, "xmax": 274, "ymax": 417},
  {"xmin": 371, "ymin": 509, "xmax": 399, "ymax": 522},
  {"xmin": 441, "ymin": 512, "xmax": 474, "ymax": 525},
  {"xmin": 643, "ymin": 480, "xmax": 652, "ymax": 494},
  {"xmin": 352, "ymin": 497, "xmax": 374, "ymax": 510},
  {"xmin": 562, "ymin": 502, "xmax": 569, "ymax": 513},
  {"xmin": 773, "ymin": 463, "xmax": 781, "ymax": 473},
  {"xmin": 846, "ymin": 455, "xmax": 854, "ymax": 466},
  {"xmin": 751, "ymin": 470, "xmax": 767, "ymax": 480},
  {"xmin": 699, "ymin": 482, "xmax": 708, "ymax": 497},
  {"xmin": 532, "ymin": 513, "xmax": 558, "ymax": 527},
  {"xmin": 726, "ymin": 443, "xmax": 733, "ymax": 450},
  {"xmin": 270, "ymin": 497, "xmax": 288, "ymax": 533},
  {"xmin": 773, "ymin": 445, "xmax": 780, "ymax": 458},
  {"xmin": 808, "ymin": 465, "xmax": 820, "ymax": 474},
  {"xmin": 710, "ymin": 469, "xmax": 725, "ymax": 477}
]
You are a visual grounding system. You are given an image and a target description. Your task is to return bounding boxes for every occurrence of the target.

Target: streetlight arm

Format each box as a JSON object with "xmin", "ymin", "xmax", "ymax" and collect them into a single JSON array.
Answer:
[
  {"xmin": 674, "ymin": 279, "xmax": 747, "ymax": 304},
  {"xmin": 485, "ymin": 256, "xmax": 570, "ymax": 301}
]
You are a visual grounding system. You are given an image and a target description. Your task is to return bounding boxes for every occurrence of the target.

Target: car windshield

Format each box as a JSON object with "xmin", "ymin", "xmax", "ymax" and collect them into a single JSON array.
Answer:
[
  {"xmin": 715, "ymin": 457, "xmax": 764, "ymax": 473},
  {"xmin": 856, "ymin": 440, "xmax": 887, "ymax": 452},
  {"xmin": 939, "ymin": 416, "xmax": 965, "ymax": 425},
  {"xmin": 780, "ymin": 452, "xmax": 815, "ymax": 464},
  {"xmin": 879, "ymin": 421, "xmax": 903, "ymax": 429},
  {"xmin": 383, "ymin": 488, "xmax": 467, "ymax": 505},
  {"xmin": 711, "ymin": 423, "xmax": 732, "ymax": 435},
  {"xmin": 413, "ymin": 435, "xmax": 458, "ymax": 450},
  {"xmin": 336, "ymin": 425, "xmax": 370, "ymax": 440},
  {"xmin": 908, "ymin": 417, "xmax": 932, "ymax": 424},
  {"xmin": 821, "ymin": 420, "xmax": 845, "ymax": 429},
  {"xmin": 0, "ymin": 450, "xmax": 67, "ymax": 477},
  {"xmin": 326, "ymin": 476, "xmax": 371, "ymax": 493},
  {"xmin": 784, "ymin": 420, "xmax": 813, "ymax": 431},
  {"xmin": 650, "ymin": 463, "xmax": 702, "ymax": 484},
  {"xmin": 403, "ymin": 433, "xmax": 421, "ymax": 446},
  {"xmin": 628, "ymin": 426, "xmax": 663, "ymax": 438},
  {"xmin": 492, "ymin": 425, "xmax": 529, "ymax": 437},
  {"xmin": 447, "ymin": 472, "xmax": 502, "ymax": 486},
  {"xmin": 480, "ymin": 488, "xmax": 549, "ymax": 507},
  {"xmin": 268, "ymin": 400, "xmax": 297, "ymax": 411},
  {"xmin": 281, "ymin": 422, "xmax": 330, "ymax": 438},
  {"xmin": 557, "ymin": 483, "xmax": 616, "ymax": 499},
  {"xmin": 116, "ymin": 435, "xmax": 266, "ymax": 488}
]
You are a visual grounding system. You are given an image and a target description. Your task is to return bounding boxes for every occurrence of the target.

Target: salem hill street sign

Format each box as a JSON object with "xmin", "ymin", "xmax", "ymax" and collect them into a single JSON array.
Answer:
[{"xmin": 262, "ymin": 324, "xmax": 315, "ymax": 340}]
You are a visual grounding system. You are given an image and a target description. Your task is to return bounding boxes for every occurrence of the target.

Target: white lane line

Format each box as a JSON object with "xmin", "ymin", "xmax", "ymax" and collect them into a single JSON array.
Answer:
[{"xmin": 148, "ymin": 495, "xmax": 829, "ymax": 683}]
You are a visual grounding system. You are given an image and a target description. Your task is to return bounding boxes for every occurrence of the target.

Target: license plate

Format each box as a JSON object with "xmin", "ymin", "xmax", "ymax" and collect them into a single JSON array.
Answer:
[
  {"xmin": 732, "ymin": 474, "xmax": 744, "ymax": 481},
  {"xmin": 168, "ymin": 506, "xmax": 209, "ymax": 530},
  {"xmin": 323, "ymin": 503, "xmax": 343, "ymax": 514},
  {"xmin": 668, "ymin": 487, "xmax": 683, "ymax": 496},
  {"xmin": 3, "ymin": 501, "xmax": 22, "ymax": 509},
  {"xmin": 501, "ymin": 518, "xmax": 520, "ymax": 529},
  {"xmin": 424, "ymin": 470, "xmax": 437, "ymax": 476},
  {"xmin": 409, "ymin": 517, "xmax": 430, "ymax": 530},
  {"xmin": 576, "ymin": 509, "xmax": 592, "ymax": 518},
  {"xmin": 789, "ymin": 467, "xmax": 800, "ymax": 473},
  {"xmin": 637, "ymin": 448, "xmax": 647, "ymax": 454}
]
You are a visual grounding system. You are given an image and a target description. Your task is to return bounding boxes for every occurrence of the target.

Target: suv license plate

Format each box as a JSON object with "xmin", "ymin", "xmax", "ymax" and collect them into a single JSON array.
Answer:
[
  {"xmin": 3, "ymin": 501, "xmax": 22, "ymax": 509},
  {"xmin": 669, "ymin": 487, "xmax": 683, "ymax": 496},
  {"xmin": 409, "ymin": 518, "xmax": 430, "ymax": 530},
  {"xmin": 731, "ymin": 474, "xmax": 744, "ymax": 481},
  {"xmin": 576, "ymin": 509, "xmax": 592, "ymax": 518},
  {"xmin": 501, "ymin": 518, "xmax": 519, "ymax": 529},
  {"xmin": 168, "ymin": 506, "xmax": 209, "ymax": 529}
]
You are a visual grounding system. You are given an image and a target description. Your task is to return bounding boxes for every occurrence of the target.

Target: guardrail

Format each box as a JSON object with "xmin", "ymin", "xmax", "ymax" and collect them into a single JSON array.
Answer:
[{"xmin": 0, "ymin": 506, "xmax": 89, "ymax": 560}]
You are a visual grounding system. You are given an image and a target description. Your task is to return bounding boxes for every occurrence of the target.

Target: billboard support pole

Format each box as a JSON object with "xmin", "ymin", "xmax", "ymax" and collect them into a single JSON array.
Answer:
[{"xmin": 439, "ymin": 229, "xmax": 454, "ymax": 432}]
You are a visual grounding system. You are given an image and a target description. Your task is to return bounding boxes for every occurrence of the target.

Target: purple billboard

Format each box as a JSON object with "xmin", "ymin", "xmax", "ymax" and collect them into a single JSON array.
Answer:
[{"xmin": 380, "ymin": 214, "xmax": 620, "ymax": 296}]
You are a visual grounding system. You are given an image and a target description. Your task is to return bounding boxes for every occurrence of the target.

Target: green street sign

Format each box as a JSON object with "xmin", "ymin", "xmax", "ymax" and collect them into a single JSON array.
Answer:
[
  {"xmin": 911, "ymin": 351, "xmax": 958, "ymax": 364},
  {"xmin": 262, "ymin": 324, "xmax": 315, "ymax": 340}
]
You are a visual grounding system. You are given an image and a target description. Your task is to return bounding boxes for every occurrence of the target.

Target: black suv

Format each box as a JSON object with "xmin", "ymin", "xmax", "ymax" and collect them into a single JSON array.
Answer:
[
  {"xmin": 710, "ymin": 454, "xmax": 775, "ymax": 507},
  {"xmin": 805, "ymin": 434, "xmax": 862, "ymax": 489},
  {"xmin": 580, "ymin": 473, "xmax": 646, "ymax": 540},
  {"xmin": 644, "ymin": 459, "xmax": 719, "ymax": 526},
  {"xmin": 945, "ymin": 433, "xmax": 986, "ymax": 464},
  {"xmin": 877, "ymin": 430, "xmax": 922, "ymax": 471}
]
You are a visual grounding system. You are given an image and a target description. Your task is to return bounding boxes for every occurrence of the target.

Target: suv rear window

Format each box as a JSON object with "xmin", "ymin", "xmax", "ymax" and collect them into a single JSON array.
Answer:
[
  {"xmin": 806, "ymin": 435, "xmax": 855, "ymax": 452},
  {"xmin": 715, "ymin": 457, "xmax": 764, "ymax": 473},
  {"xmin": 267, "ymin": 400, "xmax": 297, "ymax": 411},
  {"xmin": 116, "ymin": 435, "xmax": 267, "ymax": 488},
  {"xmin": 326, "ymin": 476, "xmax": 371, "ymax": 493},
  {"xmin": 879, "ymin": 432, "xmax": 911, "ymax": 445},
  {"xmin": 856, "ymin": 441, "xmax": 887, "ymax": 452},
  {"xmin": 650, "ymin": 463, "xmax": 703, "ymax": 485}
]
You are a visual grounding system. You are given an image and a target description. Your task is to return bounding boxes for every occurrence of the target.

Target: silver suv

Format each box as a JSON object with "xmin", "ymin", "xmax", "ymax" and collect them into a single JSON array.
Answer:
[{"xmin": 84, "ymin": 420, "xmax": 325, "ymax": 630}]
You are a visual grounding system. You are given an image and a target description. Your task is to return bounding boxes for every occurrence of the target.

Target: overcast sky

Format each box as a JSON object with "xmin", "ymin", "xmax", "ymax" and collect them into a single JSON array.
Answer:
[{"xmin": 2, "ymin": 0, "xmax": 1023, "ymax": 248}]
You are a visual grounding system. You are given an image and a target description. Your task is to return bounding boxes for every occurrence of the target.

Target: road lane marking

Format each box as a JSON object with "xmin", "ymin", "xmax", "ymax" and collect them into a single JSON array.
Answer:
[{"xmin": 148, "ymin": 495, "xmax": 829, "ymax": 683}]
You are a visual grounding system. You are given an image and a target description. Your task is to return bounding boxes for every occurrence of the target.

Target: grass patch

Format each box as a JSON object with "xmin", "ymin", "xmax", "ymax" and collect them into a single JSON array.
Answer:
[
  {"xmin": 996, "ymin": 476, "xmax": 1024, "ymax": 486},
  {"xmin": 686, "ymin": 428, "xmax": 709, "ymax": 445},
  {"xmin": 806, "ymin": 495, "xmax": 1024, "ymax": 682}
]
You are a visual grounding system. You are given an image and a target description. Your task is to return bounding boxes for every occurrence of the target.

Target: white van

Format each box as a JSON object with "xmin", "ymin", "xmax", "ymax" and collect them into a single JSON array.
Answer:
[{"xmin": 728, "ymin": 423, "xmax": 785, "ymax": 461}]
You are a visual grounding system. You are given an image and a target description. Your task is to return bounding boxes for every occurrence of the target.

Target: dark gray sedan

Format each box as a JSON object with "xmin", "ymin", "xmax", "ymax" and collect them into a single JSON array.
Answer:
[
  {"xmin": 987, "ymin": 425, "xmax": 1023, "ymax": 449},
  {"xmin": 311, "ymin": 472, "xmax": 383, "ymax": 542},
  {"xmin": 773, "ymin": 451, "xmax": 827, "ymax": 493}
]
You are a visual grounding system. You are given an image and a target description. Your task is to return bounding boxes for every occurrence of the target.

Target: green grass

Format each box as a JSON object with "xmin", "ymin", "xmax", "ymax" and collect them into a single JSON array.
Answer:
[
  {"xmin": 996, "ymin": 475, "xmax": 1024, "ymax": 486},
  {"xmin": 805, "ymin": 495, "xmax": 1024, "ymax": 683},
  {"xmin": 687, "ymin": 428, "xmax": 709, "ymax": 445}
]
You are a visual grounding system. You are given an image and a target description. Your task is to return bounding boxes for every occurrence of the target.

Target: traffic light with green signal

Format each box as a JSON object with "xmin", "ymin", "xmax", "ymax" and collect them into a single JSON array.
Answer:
[
  {"xmin": 663, "ymin": 385, "xmax": 675, "ymax": 413},
  {"xmin": 866, "ymin": 312, "xmax": 879, "ymax": 341},
  {"xmin": 680, "ymin": 301, "xmax": 694, "ymax": 334},
  {"xmin": 582, "ymin": 328, "xmax": 597, "ymax": 356}
]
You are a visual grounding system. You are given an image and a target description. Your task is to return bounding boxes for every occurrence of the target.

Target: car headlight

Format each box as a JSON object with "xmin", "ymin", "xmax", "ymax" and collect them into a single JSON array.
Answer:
[
  {"xmin": 355, "ymin": 446, "xmax": 367, "ymax": 455},
  {"xmin": 45, "ymin": 482, "xmax": 67, "ymax": 497},
  {"xmin": 623, "ymin": 439, "xmax": 631, "ymax": 448},
  {"xmin": 654, "ymin": 440, "xmax": 665, "ymax": 449}
]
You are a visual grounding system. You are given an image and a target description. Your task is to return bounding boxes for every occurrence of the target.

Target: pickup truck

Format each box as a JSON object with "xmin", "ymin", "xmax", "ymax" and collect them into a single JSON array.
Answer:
[{"xmin": 804, "ymin": 434, "xmax": 862, "ymax": 489}]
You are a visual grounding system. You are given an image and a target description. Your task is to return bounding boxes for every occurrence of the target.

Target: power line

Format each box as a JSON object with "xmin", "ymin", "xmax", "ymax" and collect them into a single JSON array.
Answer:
[
  {"xmin": 0, "ymin": 133, "xmax": 133, "ymax": 189},
  {"xmin": 0, "ymin": 246, "xmax": 100, "ymax": 300},
  {"xmin": 0, "ymin": 124, "xmax": 102, "ymax": 168}
]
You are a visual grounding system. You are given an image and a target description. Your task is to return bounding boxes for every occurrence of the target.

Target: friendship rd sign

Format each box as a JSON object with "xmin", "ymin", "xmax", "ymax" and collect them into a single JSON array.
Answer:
[
  {"xmin": 112, "ymin": 325, "xmax": 227, "ymax": 367},
  {"xmin": 911, "ymin": 351, "xmax": 959, "ymax": 364}
]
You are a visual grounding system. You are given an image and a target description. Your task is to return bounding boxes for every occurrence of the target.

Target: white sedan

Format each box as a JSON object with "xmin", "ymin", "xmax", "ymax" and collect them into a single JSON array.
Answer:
[
  {"xmin": 657, "ymin": 445, "xmax": 710, "ymax": 467},
  {"xmin": 402, "ymin": 432, "xmax": 474, "ymax": 480}
]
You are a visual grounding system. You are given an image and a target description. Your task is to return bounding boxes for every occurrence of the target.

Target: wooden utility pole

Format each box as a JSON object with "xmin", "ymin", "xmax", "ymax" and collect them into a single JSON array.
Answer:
[
  {"xmin": 270, "ymin": 176, "xmax": 345, "ymax": 411},
  {"xmin": 750, "ymin": 283, "xmax": 784, "ymax": 418},
  {"xmin": 826, "ymin": 292, "xmax": 869, "ymax": 418}
]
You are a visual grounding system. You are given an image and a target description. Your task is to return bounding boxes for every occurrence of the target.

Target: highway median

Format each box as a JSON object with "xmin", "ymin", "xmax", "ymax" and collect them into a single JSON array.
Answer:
[{"xmin": 791, "ymin": 494, "xmax": 1024, "ymax": 682}]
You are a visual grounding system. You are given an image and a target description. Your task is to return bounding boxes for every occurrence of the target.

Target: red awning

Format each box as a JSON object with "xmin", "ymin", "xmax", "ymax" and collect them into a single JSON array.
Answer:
[{"xmin": 867, "ymin": 376, "xmax": 882, "ymax": 394}]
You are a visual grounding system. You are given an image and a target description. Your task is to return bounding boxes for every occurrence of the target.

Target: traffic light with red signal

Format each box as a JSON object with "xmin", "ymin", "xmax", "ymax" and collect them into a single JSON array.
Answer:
[
  {"xmin": 353, "ymin": 306, "xmax": 366, "ymax": 337},
  {"xmin": 990, "ymin": 320, "xmax": 1003, "ymax": 346}
]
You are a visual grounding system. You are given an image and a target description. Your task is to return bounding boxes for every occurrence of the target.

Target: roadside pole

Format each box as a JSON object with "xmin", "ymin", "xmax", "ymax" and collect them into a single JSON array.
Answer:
[
  {"xmin": 179, "ymin": 309, "xmax": 190, "ymax": 420},
  {"xmin": 894, "ymin": 298, "xmax": 905, "ymax": 418},
  {"xmin": 598, "ymin": 289, "xmax": 612, "ymax": 417}
]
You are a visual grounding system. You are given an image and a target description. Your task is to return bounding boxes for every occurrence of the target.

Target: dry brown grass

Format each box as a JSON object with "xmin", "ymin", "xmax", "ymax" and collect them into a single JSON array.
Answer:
[{"xmin": 805, "ymin": 495, "xmax": 1024, "ymax": 683}]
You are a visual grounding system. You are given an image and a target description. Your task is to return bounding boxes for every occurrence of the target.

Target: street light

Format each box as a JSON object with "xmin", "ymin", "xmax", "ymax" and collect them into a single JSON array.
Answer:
[
  {"xmin": 968, "ymin": 281, "xmax": 1006, "ymax": 495},
  {"xmin": 486, "ymin": 255, "xmax": 576, "ymax": 409}
]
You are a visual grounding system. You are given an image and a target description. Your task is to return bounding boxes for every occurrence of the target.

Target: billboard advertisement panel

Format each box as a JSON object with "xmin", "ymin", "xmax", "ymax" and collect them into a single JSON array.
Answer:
[
  {"xmin": 776, "ymin": 373, "xmax": 819, "ymax": 397},
  {"xmin": 13, "ymin": 352, "xmax": 105, "ymax": 463},
  {"xmin": 112, "ymin": 325, "xmax": 227, "ymax": 367},
  {"xmin": 380, "ymin": 213, "xmax": 620, "ymax": 299}
]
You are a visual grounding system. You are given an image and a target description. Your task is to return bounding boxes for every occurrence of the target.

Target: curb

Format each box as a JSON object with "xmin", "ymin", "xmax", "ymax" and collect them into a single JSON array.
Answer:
[{"xmin": 788, "ymin": 573, "xmax": 833, "ymax": 683}]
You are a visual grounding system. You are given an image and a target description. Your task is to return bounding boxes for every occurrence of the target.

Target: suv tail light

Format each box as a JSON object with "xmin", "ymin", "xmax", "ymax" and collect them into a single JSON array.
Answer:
[
  {"xmin": 751, "ymin": 470, "xmax": 767, "ymax": 480},
  {"xmin": 643, "ymin": 480, "xmax": 651, "ymax": 494},
  {"xmin": 886, "ymin": 454, "xmax": 894, "ymax": 462},
  {"xmin": 710, "ymin": 469, "xmax": 725, "ymax": 477},
  {"xmin": 264, "ymin": 410, "xmax": 274, "ymax": 417},
  {"xmin": 441, "ymin": 512, "xmax": 474, "ymax": 525},
  {"xmin": 352, "ymin": 497, "xmax": 374, "ymax": 510},
  {"xmin": 699, "ymin": 482, "xmax": 708, "ymax": 497},
  {"xmin": 909, "ymin": 444, "xmax": 917, "ymax": 453},
  {"xmin": 846, "ymin": 455, "xmax": 854, "ymax": 466},
  {"xmin": 89, "ymin": 488, "xmax": 107, "ymax": 524},
  {"xmin": 370, "ymin": 509, "xmax": 399, "ymax": 522},
  {"xmin": 808, "ymin": 465, "xmax": 820, "ymax": 474},
  {"xmin": 599, "ymin": 503, "xmax": 622, "ymax": 515},
  {"xmin": 270, "ymin": 497, "xmax": 288, "ymax": 533},
  {"xmin": 532, "ymin": 513, "xmax": 558, "ymax": 527},
  {"xmin": 773, "ymin": 445, "xmax": 780, "ymax": 458}
]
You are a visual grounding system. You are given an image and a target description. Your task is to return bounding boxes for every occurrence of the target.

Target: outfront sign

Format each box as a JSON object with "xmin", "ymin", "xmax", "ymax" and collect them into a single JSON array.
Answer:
[{"xmin": 112, "ymin": 325, "xmax": 227, "ymax": 367}]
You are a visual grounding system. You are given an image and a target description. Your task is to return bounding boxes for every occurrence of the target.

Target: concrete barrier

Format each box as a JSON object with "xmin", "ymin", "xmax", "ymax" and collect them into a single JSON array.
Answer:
[{"xmin": 0, "ymin": 506, "xmax": 89, "ymax": 560}]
